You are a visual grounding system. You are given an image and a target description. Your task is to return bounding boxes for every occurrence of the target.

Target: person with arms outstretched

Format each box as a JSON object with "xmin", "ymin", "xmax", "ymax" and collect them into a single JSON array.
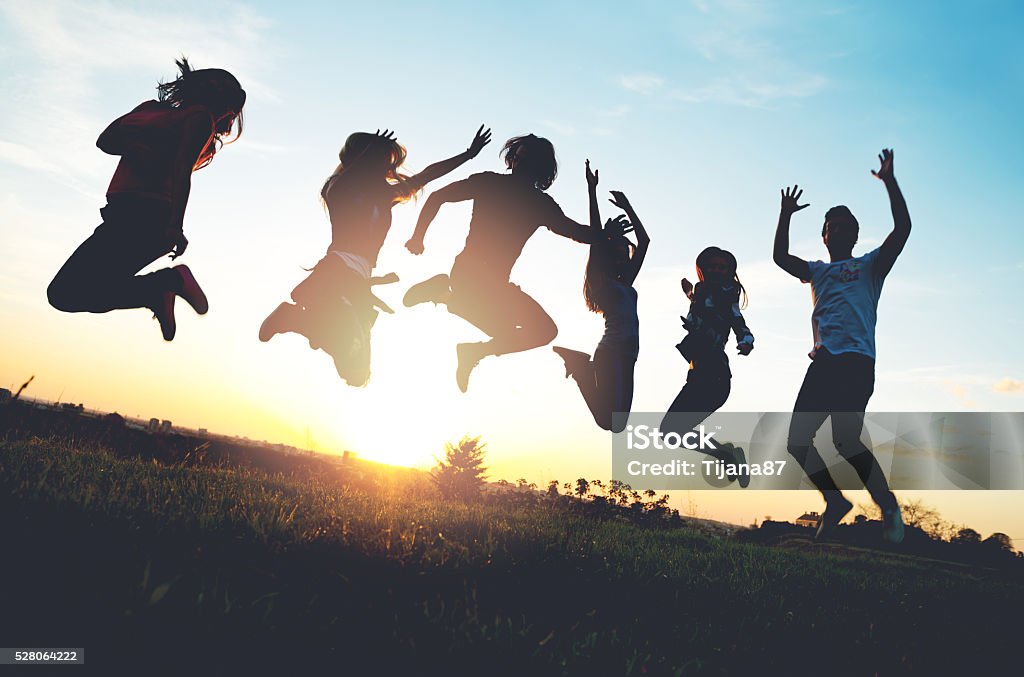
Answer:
[
  {"xmin": 403, "ymin": 134, "xmax": 592, "ymax": 392},
  {"xmin": 47, "ymin": 58, "xmax": 246, "ymax": 340},
  {"xmin": 259, "ymin": 126, "xmax": 491, "ymax": 386},
  {"xmin": 661, "ymin": 246, "xmax": 755, "ymax": 487},
  {"xmin": 552, "ymin": 161, "xmax": 649, "ymax": 432},
  {"xmin": 773, "ymin": 148, "xmax": 911, "ymax": 543}
]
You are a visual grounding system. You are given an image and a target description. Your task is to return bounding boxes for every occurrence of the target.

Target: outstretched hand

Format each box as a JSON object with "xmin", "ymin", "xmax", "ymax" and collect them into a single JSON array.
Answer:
[
  {"xmin": 405, "ymin": 237, "xmax": 424, "ymax": 255},
  {"xmin": 871, "ymin": 148, "xmax": 895, "ymax": 183},
  {"xmin": 780, "ymin": 185, "xmax": 809, "ymax": 216},
  {"xmin": 608, "ymin": 190, "xmax": 633, "ymax": 213},
  {"xmin": 604, "ymin": 214, "xmax": 634, "ymax": 237},
  {"xmin": 585, "ymin": 159, "xmax": 599, "ymax": 189},
  {"xmin": 375, "ymin": 128, "xmax": 397, "ymax": 141},
  {"xmin": 467, "ymin": 125, "xmax": 492, "ymax": 158}
]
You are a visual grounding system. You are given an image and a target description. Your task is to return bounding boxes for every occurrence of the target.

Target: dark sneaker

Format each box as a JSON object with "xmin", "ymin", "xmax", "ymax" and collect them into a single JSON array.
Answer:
[
  {"xmin": 174, "ymin": 265, "xmax": 209, "ymax": 315},
  {"xmin": 552, "ymin": 346, "xmax": 591, "ymax": 378},
  {"xmin": 726, "ymin": 446, "xmax": 751, "ymax": 489},
  {"xmin": 259, "ymin": 302, "xmax": 295, "ymax": 342},
  {"xmin": 882, "ymin": 505, "xmax": 905, "ymax": 545},
  {"xmin": 815, "ymin": 495, "xmax": 853, "ymax": 541},
  {"xmin": 456, "ymin": 343, "xmax": 482, "ymax": 393},
  {"xmin": 151, "ymin": 290, "xmax": 176, "ymax": 341},
  {"xmin": 403, "ymin": 274, "xmax": 451, "ymax": 307}
]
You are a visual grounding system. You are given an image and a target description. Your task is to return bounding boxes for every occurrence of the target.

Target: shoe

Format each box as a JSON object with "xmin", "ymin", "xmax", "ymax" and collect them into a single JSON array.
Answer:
[
  {"xmin": 882, "ymin": 504, "xmax": 905, "ymax": 545},
  {"xmin": 815, "ymin": 495, "xmax": 853, "ymax": 541},
  {"xmin": 726, "ymin": 446, "xmax": 750, "ymax": 489},
  {"xmin": 552, "ymin": 346, "xmax": 591, "ymax": 378},
  {"xmin": 151, "ymin": 291, "xmax": 176, "ymax": 341},
  {"xmin": 259, "ymin": 302, "xmax": 294, "ymax": 342},
  {"xmin": 456, "ymin": 343, "xmax": 482, "ymax": 393},
  {"xmin": 403, "ymin": 274, "xmax": 450, "ymax": 307},
  {"xmin": 174, "ymin": 265, "xmax": 209, "ymax": 315}
]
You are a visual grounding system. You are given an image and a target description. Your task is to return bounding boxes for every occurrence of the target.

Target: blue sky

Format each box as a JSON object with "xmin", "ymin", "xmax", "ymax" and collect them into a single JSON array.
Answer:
[{"xmin": 1, "ymin": 0, "xmax": 1023, "ymax": 536}]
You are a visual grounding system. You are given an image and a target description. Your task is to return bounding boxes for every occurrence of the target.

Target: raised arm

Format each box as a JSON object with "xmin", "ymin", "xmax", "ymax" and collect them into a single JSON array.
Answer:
[
  {"xmin": 405, "ymin": 175, "xmax": 481, "ymax": 255},
  {"xmin": 773, "ymin": 184, "xmax": 811, "ymax": 281},
  {"xmin": 871, "ymin": 148, "xmax": 911, "ymax": 278},
  {"xmin": 609, "ymin": 190, "xmax": 649, "ymax": 285},
  {"xmin": 546, "ymin": 212, "xmax": 595, "ymax": 244},
  {"xmin": 405, "ymin": 125, "xmax": 491, "ymax": 192},
  {"xmin": 585, "ymin": 160, "xmax": 601, "ymax": 230}
]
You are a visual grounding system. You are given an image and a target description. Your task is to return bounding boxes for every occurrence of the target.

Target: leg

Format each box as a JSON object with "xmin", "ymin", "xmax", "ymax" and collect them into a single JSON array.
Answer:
[
  {"xmin": 787, "ymin": 355, "xmax": 852, "ymax": 537},
  {"xmin": 830, "ymin": 356, "xmax": 898, "ymax": 512},
  {"xmin": 448, "ymin": 280, "xmax": 557, "ymax": 356},
  {"xmin": 786, "ymin": 360, "xmax": 843, "ymax": 497},
  {"xmin": 47, "ymin": 206, "xmax": 178, "ymax": 314},
  {"xmin": 569, "ymin": 342, "xmax": 636, "ymax": 432},
  {"xmin": 662, "ymin": 363, "xmax": 731, "ymax": 440},
  {"xmin": 449, "ymin": 277, "xmax": 557, "ymax": 392}
]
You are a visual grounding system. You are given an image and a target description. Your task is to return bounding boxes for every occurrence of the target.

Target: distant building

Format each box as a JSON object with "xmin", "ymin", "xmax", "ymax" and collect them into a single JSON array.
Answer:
[
  {"xmin": 0, "ymin": 388, "xmax": 11, "ymax": 403},
  {"xmin": 160, "ymin": 420, "xmax": 172, "ymax": 433},
  {"xmin": 148, "ymin": 418, "xmax": 160, "ymax": 432},
  {"xmin": 795, "ymin": 511, "xmax": 820, "ymax": 528}
]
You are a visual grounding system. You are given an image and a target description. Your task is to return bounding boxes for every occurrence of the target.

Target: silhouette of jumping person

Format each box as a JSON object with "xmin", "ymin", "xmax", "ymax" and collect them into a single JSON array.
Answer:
[
  {"xmin": 403, "ymin": 134, "xmax": 593, "ymax": 392},
  {"xmin": 661, "ymin": 247, "xmax": 754, "ymax": 487},
  {"xmin": 773, "ymin": 148, "xmax": 911, "ymax": 543},
  {"xmin": 552, "ymin": 161, "xmax": 648, "ymax": 432},
  {"xmin": 259, "ymin": 126, "xmax": 491, "ymax": 386},
  {"xmin": 47, "ymin": 58, "xmax": 246, "ymax": 340}
]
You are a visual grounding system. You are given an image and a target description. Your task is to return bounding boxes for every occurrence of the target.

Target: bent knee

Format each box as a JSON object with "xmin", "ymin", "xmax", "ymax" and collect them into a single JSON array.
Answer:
[
  {"xmin": 47, "ymin": 278, "xmax": 81, "ymax": 312},
  {"xmin": 786, "ymin": 443, "xmax": 810, "ymax": 462},
  {"xmin": 537, "ymin": 317, "xmax": 558, "ymax": 346}
]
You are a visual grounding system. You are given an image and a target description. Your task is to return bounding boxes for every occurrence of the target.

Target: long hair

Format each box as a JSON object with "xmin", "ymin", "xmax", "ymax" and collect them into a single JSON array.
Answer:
[
  {"xmin": 501, "ymin": 134, "xmax": 557, "ymax": 190},
  {"xmin": 695, "ymin": 246, "xmax": 748, "ymax": 309},
  {"xmin": 157, "ymin": 57, "xmax": 246, "ymax": 170},
  {"xmin": 320, "ymin": 132, "xmax": 415, "ymax": 204},
  {"xmin": 583, "ymin": 233, "xmax": 632, "ymax": 314}
]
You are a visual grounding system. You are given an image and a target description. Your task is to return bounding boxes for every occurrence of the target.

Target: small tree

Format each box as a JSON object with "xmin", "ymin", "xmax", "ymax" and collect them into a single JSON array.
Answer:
[
  {"xmin": 951, "ymin": 527, "xmax": 982, "ymax": 546},
  {"xmin": 431, "ymin": 436, "xmax": 488, "ymax": 500}
]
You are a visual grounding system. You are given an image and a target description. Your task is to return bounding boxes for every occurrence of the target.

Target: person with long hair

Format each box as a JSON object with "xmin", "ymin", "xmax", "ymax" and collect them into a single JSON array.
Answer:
[
  {"xmin": 402, "ymin": 133, "xmax": 593, "ymax": 392},
  {"xmin": 773, "ymin": 148, "xmax": 911, "ymax": 543},
  {"xmin": 661, "ymin": 246, "xmax": 754, "ymax": 486},
  {"xmin": 259, "ymin": 126, "xmax": 491, "ymax": 386},
  {"xmin": 552, "ymin": 161, "xmax": 648, "ymax": 432},
  {"xmin": 47, "ymin": 58, "xmax": 246, "ymax": 340}
]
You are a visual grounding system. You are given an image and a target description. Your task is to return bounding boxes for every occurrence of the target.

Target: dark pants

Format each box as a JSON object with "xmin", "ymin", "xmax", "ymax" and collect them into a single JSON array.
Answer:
[
  {"xmin": 661, "ymin": 355, "xmax": 733, "ymax": 461},
  {"xmin": 787, "ymin": 349, "xmax": 896, "ymax": 510},
  {"xmin": 47, "ymin": 196, "xmax": 180, "ymax": 313},
  {"xmin": 572, "ymin": 339, "xmax": 638, "ymax": 432},
  {"xmin": 447, "ymin": 255, "xmax": 557, "ymax": 356}
]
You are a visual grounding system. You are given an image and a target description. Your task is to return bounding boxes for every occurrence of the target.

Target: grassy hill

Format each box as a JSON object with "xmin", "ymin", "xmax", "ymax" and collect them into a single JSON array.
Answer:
[{"xmin": 1, "ymin": 434, "xmax": 1021, "ymax": 675}]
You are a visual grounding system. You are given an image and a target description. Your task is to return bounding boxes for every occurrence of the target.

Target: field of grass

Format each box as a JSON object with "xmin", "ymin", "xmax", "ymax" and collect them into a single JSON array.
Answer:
[{"xmin": 2, "ymin": 435, "xmax": 1021, "ymax": 675}]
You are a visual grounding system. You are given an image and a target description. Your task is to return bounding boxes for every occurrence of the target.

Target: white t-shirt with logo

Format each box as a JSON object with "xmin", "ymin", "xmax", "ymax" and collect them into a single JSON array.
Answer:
[{"xmin": 806, "ymin": 247, "xmax": 885, "ymax": 359}]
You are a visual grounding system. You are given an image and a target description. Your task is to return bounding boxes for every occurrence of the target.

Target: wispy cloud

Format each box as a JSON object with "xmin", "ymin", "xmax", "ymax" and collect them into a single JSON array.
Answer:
[
  {"xmin": 618, "ymin": 73, "xmax": 665, "ymax": 94},
  {"xmin": 620, "ymin": 0, "xmax": 831, "ymax": 108},
  {"xmin": 0, "ymin": 1, "xmax": 277, "ymax": 189},
  {"xmin": 994, "ymin": 378, "xmax": 1024, "ymax": 394}
]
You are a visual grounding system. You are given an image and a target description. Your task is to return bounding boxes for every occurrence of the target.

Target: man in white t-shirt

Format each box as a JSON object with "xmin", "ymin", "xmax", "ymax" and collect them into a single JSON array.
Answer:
[{"xmin": 773, "ymin": 149, "xmax": 911, "ymax": 544}]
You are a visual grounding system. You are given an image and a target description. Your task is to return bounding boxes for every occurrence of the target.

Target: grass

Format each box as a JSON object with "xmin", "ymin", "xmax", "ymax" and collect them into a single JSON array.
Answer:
[{"xmin": 1, "ymin": 435, "xmax": 1021, "ymax": 675}]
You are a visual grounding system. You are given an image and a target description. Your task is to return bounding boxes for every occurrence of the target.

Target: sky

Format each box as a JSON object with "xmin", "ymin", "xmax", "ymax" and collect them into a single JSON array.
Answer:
[{"xmin": 1, "ymin": 0, "xmax": 1023, "ymax": 539}]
